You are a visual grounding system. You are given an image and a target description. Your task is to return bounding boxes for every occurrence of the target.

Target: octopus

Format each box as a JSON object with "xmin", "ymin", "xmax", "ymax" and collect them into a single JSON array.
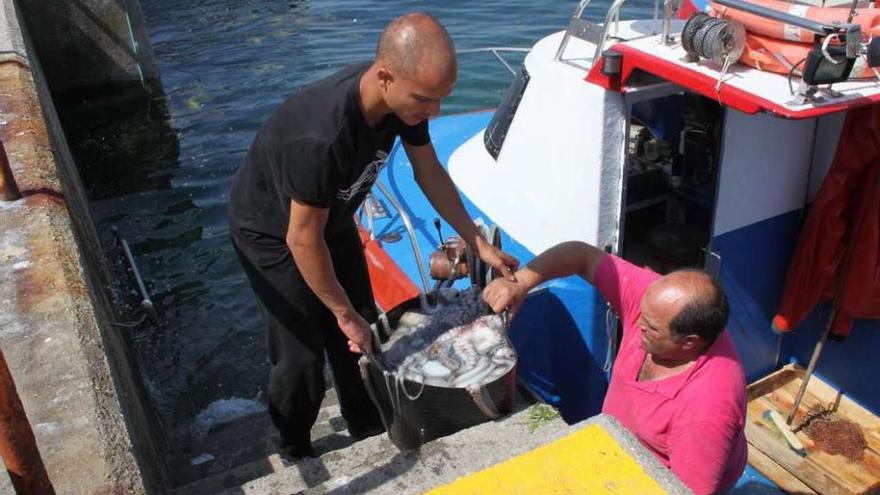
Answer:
[{"xmin": 380, "ymin": 287, "xmax": 517, "ymax": 391}]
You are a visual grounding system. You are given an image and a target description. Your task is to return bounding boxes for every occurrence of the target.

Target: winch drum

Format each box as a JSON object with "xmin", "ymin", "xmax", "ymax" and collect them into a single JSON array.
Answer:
[{"xmin": 359, "ymin": 293, "xmax": 517, "ymax": 451}]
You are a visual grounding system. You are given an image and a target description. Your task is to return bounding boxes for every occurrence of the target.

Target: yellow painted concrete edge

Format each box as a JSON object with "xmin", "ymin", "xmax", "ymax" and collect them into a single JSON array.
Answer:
[{"xmin": 425, "ymin": 423, "xmax": 668, "ymax": 495}]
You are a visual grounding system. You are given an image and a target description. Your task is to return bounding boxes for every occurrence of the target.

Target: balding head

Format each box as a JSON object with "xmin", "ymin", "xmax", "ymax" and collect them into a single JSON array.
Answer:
[
  {"xmin": 656, "ymin": 269, "xmax": 729, "ymax": 344},
  {"xmin": 376, "ymin": 13, "xmax": 457, "ymax": 80}
]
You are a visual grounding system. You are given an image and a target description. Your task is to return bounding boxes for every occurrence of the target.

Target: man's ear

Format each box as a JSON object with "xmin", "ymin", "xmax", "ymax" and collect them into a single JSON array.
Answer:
[
  {"xmin": 377, "ymin": 67, "xmax": 393, "ymax": 90},
  {"xmin": 681, "ymin": 334, "xmax": 703, "ymax": 352}
]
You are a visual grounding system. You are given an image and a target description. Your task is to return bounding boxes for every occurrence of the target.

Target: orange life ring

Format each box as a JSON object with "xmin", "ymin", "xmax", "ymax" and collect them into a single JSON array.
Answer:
[
  {"xmin": 739, "ymin": 31, "xmax": 875, "ymax": 78},
  {"xmin": 709, "ymin": 0, "xmax": 880, "ymax": 42}
]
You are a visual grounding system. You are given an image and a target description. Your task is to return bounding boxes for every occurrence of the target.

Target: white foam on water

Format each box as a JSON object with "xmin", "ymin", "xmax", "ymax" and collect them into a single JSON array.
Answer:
[
  {"xmin": 190, "ymin": 453, "xmax": 215, "ymax": 466},
  {"xmin": 191, "ymin": 396, "xmax": 266, "ymax": 441}
]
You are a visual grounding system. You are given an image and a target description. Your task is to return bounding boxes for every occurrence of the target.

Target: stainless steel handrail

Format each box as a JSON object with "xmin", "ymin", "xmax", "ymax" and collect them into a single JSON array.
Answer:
[
  {"xmin": 362, "ymin": 194, "xmax": 376, "ymax": 241},
  {"xmin": 555, "ymin": 0, "xmax": 669, "ymax": 65},
  {"xmin": 555, "ymin": 0, "xmax": 594, "ymax": 61},
  {"xmin": 457, "ymin": 47, "xmax": 530, "ymax": 76},
  {"xmin": 373, "ymin": 180, "xmax": 432, "ymax": 302},
  {"xmin": 661, "ymin": 0, "xmax": 680, "ymax": 45},
  {"xmin": 594, "ymin": 0, "xmax": 641, "ymax": 62},
  {"xmin": 112, "ymin": 226, "xmax": 159, "ymax": 324}
]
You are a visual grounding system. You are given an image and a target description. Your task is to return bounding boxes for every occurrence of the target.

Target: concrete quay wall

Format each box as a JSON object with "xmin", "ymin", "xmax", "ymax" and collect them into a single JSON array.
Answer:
[
  {"xmin": 14, "ymin": 0, "xmax": 159, "ymax": 96},
  {"xmin": 0, "ymin": 0, "xmax": 165, "ymax": 492}
]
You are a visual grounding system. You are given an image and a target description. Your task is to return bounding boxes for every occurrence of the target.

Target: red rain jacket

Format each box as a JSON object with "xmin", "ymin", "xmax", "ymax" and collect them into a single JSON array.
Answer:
[{"xmin": 773, "ymin": 106, "xmax": 880, "ymax": 339}]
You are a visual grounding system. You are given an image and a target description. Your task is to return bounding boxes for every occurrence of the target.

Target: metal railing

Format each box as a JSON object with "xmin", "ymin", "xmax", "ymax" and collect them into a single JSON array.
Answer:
[
  {"xmin": 554, "ymin": 0, "xmax": 675, "ymax": 67},
  {"xmin": 456, "ymin": 47, "xmax": 530, "ymax": 77},
  {"xmin": 111, "ymin": 227, "xmax": 159, "ymax": 326},
  {"xmin": 373, "ymin": 180, "xmax": 432, "ymax": 308}
]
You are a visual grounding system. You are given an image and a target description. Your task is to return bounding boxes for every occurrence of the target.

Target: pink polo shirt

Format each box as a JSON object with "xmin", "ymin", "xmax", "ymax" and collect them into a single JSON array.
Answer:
[{"xmin": 594, "ymin": 255, "xmax": 747, "ymax": 495}]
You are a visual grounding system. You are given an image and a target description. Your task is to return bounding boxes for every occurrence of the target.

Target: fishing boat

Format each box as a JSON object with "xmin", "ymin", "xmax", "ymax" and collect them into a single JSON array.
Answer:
[{"xmin": 359, "ymin": 0, "xmax": 880, "ymax": 492}]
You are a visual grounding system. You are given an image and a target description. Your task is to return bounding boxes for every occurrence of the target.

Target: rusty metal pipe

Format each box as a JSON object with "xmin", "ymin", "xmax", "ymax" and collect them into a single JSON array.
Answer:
[
  {"xmin": 0, "ymin": 141, "xmax": 21, "ymax": 201},
  {"xmin": 0, "ymin": 349, "xmax": 55, "ymax": 494}
]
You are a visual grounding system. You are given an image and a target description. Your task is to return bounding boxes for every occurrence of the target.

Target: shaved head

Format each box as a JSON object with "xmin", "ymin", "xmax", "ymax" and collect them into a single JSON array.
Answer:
[{"xmin": 376, "ymin": 13, "xmax": 457, "ymax": 79}]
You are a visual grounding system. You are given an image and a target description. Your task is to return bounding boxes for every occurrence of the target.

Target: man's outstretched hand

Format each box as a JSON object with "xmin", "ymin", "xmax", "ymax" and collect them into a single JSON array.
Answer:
[
  {"xmin": 482, "ymin": 277, "xmax": 528, "ymax": 320},
  {"xmin": 475, "ymin": 236, "xmax": 520, "ymax": 282}
]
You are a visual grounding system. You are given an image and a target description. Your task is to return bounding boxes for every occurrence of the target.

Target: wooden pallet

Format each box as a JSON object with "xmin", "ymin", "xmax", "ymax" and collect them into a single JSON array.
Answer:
[{"xmin": 747, "ymin": 364, "xmax": 880, "ymax": 495}]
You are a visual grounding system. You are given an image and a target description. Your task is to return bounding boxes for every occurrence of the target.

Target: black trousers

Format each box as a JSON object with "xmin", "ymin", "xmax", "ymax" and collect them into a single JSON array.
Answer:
[{"xmin": 231, "ymin": 220, "xmax": 382, "ymax": 446}]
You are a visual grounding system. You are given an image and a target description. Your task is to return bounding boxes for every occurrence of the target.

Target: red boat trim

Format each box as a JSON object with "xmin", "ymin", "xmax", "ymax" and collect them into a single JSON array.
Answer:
[
  {"xmin": 585, "ymin": 56, "xmax": 623, "ymax": 91},
  {"xmin": 358, "ymin": 227, "xmax": 421, "ymax": 312},
  {"xmin": 612, "ymin": 43, "xmax": 880, "ymax": 119}
]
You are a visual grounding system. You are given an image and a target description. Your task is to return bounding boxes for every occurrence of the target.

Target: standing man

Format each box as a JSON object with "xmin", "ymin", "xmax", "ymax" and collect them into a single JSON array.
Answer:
[
  {"xmin": 483, "ymin": 242, "xmax": 746, "ymax": 495},
  {"xmin": 228, "ymin": 13, "xmax": 519, "ymax": 460}
]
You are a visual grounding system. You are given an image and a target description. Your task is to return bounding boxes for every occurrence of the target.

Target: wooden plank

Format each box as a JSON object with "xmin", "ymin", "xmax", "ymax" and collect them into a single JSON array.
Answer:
[
  {"xmin": 771, "ymin": 386, "xmax": 880, "ymax": 493},
  {"xmin": 746, "ymin": 367, "xmax": 880, "ymax": 495},
  {"xmin": 747, "ymin": 420, "xmax": 846, "ymax": 494},
  {"xmin": 763, "ymin": 369, "xmax": 880, "ymax": 429},
  {"xmin": 748, "ymin": 444, "xmax": 817, "ymax": 495},
  {"xmin": 772, "ymin": 383, "xmax": 880, "ymax": 456},
  {"xmin": 749, "ymin": 391, "xmax": 875, "ymax": 493},
  {"xmin": 747, "ymin": 365, "xmax": 801, "ymax": 400},
  {"xmin": 748, "ymin": 399, "xmax": 861, "ymax": 493}
]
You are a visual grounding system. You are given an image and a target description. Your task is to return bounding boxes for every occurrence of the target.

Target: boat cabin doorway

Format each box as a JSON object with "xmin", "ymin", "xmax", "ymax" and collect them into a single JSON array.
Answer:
[{"xmin": 619, "ymin": 87, "xmax": 725, "ymax": 275}]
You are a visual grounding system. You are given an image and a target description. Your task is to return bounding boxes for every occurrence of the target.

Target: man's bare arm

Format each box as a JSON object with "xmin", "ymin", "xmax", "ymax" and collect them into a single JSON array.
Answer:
[
  {"xmin": 404, "ymin": 142, "xmax": 519, "ymax": 279},
  {"xmin": 286, "ymin": 199, "xmax": 371, "ymax": 352},
  {"xmin": 520, "ymin": 241, "xmax": 608, "ymax": 287},
  {"xmin": 483, "ymin": 241, "xmax": 608, "ymax": 316}
]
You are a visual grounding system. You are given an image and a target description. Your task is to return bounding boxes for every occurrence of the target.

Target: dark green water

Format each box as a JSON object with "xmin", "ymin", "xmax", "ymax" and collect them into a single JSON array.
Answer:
[{"xmin": 59, "ymin": 0, "xmax": 652, "ymax": 456}]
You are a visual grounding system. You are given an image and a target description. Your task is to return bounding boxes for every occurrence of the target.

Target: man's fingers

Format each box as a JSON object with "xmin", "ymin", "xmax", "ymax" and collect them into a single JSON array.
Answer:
[
  {"xmin": 490, "ymin": 297, "xmax": 501, "ymax": 314},
  {"xmin": 503, "ymin": 306, "xmax": 518, "ymax": 326},
  {"xmin": 495, "ymin": 251, "xmax": 519, "ymax": 280},
  {"xmin": 500, "ymin": 251, "xmax": 520, "ymax": 269},
  {"xmin": 481, "ymin": 287, "xmax": 495, "ymax": 306},
  {"xmin": 359, "ymin": 337, "xmax": 372, "ymax": 354},
  {"xmin": 491, "ymin": 291, "xmax": 511, "ymax": 314},
  {"xmin": 498, "ymin": 263, "xmax": 517, "ymax": 282},
  {"xmin": 349, "ymin": 339, "xmax": 370, "ymax": 354}
]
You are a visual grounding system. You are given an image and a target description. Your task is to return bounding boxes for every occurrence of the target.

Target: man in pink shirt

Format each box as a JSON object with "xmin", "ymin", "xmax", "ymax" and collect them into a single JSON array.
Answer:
[{"xmin": 483, "ymin": 241, "xmax": 747, "ymax": 495}]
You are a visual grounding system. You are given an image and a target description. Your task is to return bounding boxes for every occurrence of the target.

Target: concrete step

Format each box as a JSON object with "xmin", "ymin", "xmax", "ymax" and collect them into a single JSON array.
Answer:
[
  {"xmin": 300, "ymin": 413, "xmax": 690, "ymax": 495},
  {"xmin": 171, "ymin": 387, "xmax": 356, "ymax": 494},
  {"xmin": 212, "ymin": 399, "xmax": 571, "ymax": 495}
]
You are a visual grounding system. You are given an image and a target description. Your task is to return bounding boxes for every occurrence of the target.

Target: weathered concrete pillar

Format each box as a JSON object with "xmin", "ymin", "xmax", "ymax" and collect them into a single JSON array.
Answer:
[{"xmin": 14, "ymin": 0, "xmax": 159, "ymax": 96}]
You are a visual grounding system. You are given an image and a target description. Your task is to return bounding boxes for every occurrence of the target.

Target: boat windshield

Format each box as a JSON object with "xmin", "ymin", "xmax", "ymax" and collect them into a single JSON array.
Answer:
[{"xmin": 483, "ymin": 65, "xmax": 530, "ymax": 159}]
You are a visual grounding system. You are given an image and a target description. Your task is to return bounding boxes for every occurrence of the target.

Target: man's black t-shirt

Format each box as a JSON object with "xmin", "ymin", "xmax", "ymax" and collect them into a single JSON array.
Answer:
[{"xmin": 229, "ymin": 62, "xmax": 430, "ymax": 248}]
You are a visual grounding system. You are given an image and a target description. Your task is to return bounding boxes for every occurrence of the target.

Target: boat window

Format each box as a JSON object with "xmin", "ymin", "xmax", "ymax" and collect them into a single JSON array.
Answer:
[{"xmin": 483, "ymin": 65, "xmax": 530, "ymax": 160}]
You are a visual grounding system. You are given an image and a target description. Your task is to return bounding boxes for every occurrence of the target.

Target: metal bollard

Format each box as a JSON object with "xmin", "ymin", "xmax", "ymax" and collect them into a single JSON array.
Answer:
[
  {"xmin": 0, "ymin": 141, "xmax": 21, "ymax": 201},
  {"xmin": 0, "ymin": 349, "xmax": 55, "ymax": 494}
]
